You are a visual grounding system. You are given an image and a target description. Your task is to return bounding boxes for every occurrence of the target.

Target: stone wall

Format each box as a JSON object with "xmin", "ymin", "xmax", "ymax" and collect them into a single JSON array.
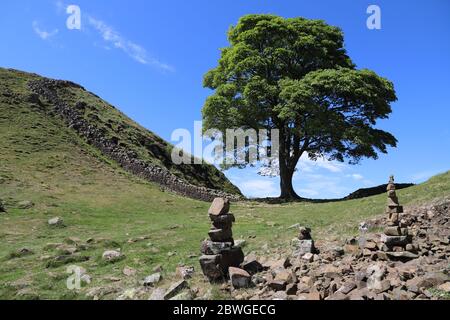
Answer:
[{"xmin": 28, "ymin": 79, "xmax": 241, "ymax": 202}]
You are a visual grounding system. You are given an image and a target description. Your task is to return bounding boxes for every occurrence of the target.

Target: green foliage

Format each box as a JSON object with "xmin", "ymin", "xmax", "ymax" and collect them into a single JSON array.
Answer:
[{"xmin": 202, "ymin": 14, "xmax": 398, "ymax": 198}]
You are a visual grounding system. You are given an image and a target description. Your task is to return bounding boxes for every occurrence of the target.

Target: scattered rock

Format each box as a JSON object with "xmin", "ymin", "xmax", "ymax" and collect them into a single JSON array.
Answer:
[
  {"xmin": 9, "ymin": 247, "xmax": 34, "ymax": 259},
  {"xmin": 48, "ymin": 217, "xmax": 65, "ymax": 228},
  {"xmin": 123, "ymin": 266, "xmax": 136, "ymax": 277},
  {"xmin": 164, "ymin": 280, "xmax": 188, "ymax": 300},
  {"xmin": 176, "ymin": 266, "xmax": 195, "ymax": 280},
  {"xmin": 0, "ymin": 199, "xmax": 6, "ymax": 213},
  {"xmin": 102, "ymin": 250, "xmax": 124, "ymax": 263},
  {"xmin": 143, "ymin": 273, "xmax": 162, "ymax": 287},
  {"xmin": 18, "ymin": 201, "xmax": 34, "ymax": 210},
  {"xmin": 229, "ymin": 267, "xmax": 251, "ymax": 289},
  {"xmin": 437, "ymin": 282, "xmax": 450, "ymax": 293},
  {"xmin": 149, "ymin": 288, "xmax": 166, "ymax": 300}
]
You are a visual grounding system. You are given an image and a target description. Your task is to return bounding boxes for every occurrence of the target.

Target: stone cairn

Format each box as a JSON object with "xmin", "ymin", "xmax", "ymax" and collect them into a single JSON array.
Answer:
[
  {"xmin": 292, "ymin": 226, "xmax": 316, "ymax": 258},
  {"xmin": 380, "ymin": 176, "xmax": 416, "ymax": 260},
  {"xmin": 199, "ymin": 198, "xmax": 244, "ymax": 282}
]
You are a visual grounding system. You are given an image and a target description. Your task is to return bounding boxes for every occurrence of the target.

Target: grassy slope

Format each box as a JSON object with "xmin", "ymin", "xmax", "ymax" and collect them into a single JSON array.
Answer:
[{"xmin": 1, "ymin": 68, "xmax": 449, "ymax": 299}]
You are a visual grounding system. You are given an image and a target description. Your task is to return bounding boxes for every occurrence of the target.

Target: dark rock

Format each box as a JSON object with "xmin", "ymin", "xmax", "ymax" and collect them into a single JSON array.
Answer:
[
  {"xmin": 199, "ymin": 255, "xmax": 223, "ymax": 281},
  {"xmin": 242, "ymin": 260, "xmax": 264, "ymax": 275},
  {"xmin": 386, "ymin": 251, "xmax": 418, "ymax": 262},
  {"xmin": 164, "ymin": 280, "xmax": 188, "ymax": 300},
  {"xmin": 201, "ymin": 240, "xmax": 233, "ymax": 255},
  {"xmin": 210, "ymin": 214, "xmax": 235, "ymax": 229},
  {"xmin": 229, "ymin": 267, "xmax": 251, "ymax": 289},
  {"xmin": 208, "ymin": 228, "xmax": 233, "ymax": 242},
  {"xmin": 220, "ymin": 247, "xmax": 244, "ymax": 271},
  {"xmin": 380, "ymin": 235, "xmax": 410, "ymax": 247},
  {"xmin": 0, "ymin": 199, "xmax": 6, "ymax": 213}
]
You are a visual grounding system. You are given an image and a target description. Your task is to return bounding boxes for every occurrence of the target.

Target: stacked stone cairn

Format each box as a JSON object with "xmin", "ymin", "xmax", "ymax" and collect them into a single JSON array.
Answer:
[
  {"xmin": 292, "ymin": 226, "xmax": 316, "ymax": 259},
  {"xmin": 380, "ymin": 176, "xmax": 417, "ymax": 261},
  {"xmin": 199, "ymin": 198, "xmax": 244, "ymax": 282}
]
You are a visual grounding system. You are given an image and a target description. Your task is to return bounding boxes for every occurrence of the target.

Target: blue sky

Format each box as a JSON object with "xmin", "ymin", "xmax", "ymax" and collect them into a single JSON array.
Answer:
[{"xmin": 1, "ymin": 0, "xmax": 449, "ymax": 198}]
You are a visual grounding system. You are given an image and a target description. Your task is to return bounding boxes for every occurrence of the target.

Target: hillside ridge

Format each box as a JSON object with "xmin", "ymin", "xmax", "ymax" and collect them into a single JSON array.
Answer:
[{"xmin": 1, "ymin": 68, "xmax": 241, "ymax": 201}]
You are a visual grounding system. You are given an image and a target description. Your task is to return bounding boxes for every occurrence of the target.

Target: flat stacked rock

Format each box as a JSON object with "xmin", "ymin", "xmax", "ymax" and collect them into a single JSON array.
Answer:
[
  {"xmin": 381, "ymin": 176, "xmax": 416, "ymax": 261},
  {"xmin": 199, "ymin": 198, "xmax": 244, "ymax": 282}
]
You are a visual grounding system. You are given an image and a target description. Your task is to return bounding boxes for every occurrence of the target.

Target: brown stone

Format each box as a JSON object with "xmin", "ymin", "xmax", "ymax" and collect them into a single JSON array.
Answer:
[
  {"xmin": 384, "ymin": 226, "xmax": 402, "ymax": 236},
  {"xmin": 229, "ymin": 267, "xmax": 251, "ymax": 289},
  {"xmin": 208, "ymin": 198, "xmax": 230, "ymax": 216},
  {"xmin": 268, "ymin": 280, "xmax": 287, "ymax": 291}
]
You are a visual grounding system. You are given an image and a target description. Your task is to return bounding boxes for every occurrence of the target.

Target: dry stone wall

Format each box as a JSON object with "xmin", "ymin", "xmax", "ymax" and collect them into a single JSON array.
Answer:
[{"xmin": 28, "ymin": 79, "xmax": 241, "ymax": 202}]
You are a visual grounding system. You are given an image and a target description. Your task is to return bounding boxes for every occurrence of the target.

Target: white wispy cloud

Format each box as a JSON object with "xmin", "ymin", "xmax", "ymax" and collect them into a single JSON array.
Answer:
[
  {"xmin": 87, "ymin": 16, "xmax": 174, "ymax": 72},
  {"xmin": 346, "ymin": 173, "xmax": 364, "ymax": 181},
  {"xmin": 298, "ymin": 154, "xmax": 346, "ymax": 173},
  {"xmin": 239, "ymin": 179, "xmax": 279, "ymax": 198},
  {"xmin": 32, "ymin": 21, "xmax": 58, "ymax": 40}
]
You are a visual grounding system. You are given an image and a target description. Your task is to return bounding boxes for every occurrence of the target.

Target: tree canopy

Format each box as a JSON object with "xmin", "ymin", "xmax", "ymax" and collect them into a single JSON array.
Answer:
[{"xmin": 202, "ymin": 14, "xmax": 397, "ymax": 199}]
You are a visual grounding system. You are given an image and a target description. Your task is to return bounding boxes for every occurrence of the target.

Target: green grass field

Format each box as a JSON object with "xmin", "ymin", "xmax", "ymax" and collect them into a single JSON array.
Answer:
[{"xmin": 1, "ymin": 68, "xmax": 449, "ymax": 299}]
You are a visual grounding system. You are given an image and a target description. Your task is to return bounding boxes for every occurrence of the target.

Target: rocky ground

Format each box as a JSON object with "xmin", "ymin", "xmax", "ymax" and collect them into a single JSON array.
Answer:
[{"xmin": 223, "ymin": 197, "xmax": 450, "ymax": 300}]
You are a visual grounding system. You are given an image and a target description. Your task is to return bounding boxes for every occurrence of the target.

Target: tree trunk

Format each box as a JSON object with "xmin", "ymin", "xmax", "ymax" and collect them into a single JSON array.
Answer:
[{"xmin": 279, "ymin": 160, "xmax": 300, "ymax": 200}]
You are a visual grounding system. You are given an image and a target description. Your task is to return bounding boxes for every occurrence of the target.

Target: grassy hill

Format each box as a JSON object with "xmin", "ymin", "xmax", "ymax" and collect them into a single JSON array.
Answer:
[
  {"xmin": 0, "ymin": 68, "xmax": 449, "ymax": 299},
  {"xmin": 0, "ymin": 68, "xmax": 241, "ymax": 197}
]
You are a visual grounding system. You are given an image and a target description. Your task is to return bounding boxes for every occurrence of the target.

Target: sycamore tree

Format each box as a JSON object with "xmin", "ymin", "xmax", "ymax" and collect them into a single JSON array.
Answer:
[{"xmin": 202, "ymin": 14, "xmax": 397, "ymax": 200}]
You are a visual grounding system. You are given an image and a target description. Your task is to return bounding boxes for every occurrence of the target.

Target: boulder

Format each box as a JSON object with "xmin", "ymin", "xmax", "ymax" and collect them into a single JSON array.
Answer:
[
  {"xmin": 242, "ymin": 259, "xmax": 264, "ymax": 275},
  {"xmin": 0, "ymin": 199, "xmax": 6, "ymax": 213},
  {"xmin": 337, "ymin": 282, "xmax": 357, "ymax": 295},
  {"xmin": 102, "ymin": 250, "xmax": 123, "ymax": 262},
  {"xmin": 48, "ymin": 217, "xmax": 65, "ymax": 228},
  {"xmin": 302, "ymin": 252, "xmax": 314, "ymax": 262},
  {"xmin": 199, "ymin": 255, "xmax": 223, "ymax": 281},
  {"xmin": 229, "ymin": 267, "xmax": 251, "ymax": 289},
  {"xmin": 164, "ymin": 280, "xmax": 188, "ymax": 300},
  {"xmin": 18, "ymin": 200, "xmax": 34, "ymax": 209},
  {"xmin": 143, "ymin": 273, "xmax": 162, "ymax": 287},
  {"xmin": 386, "ymin": 251, "xmax": 418, "ymax": 262},
  {"xmin": 384, "ymin": 226, "xmax": 402, "ymax": 236},
  {"xmin": 366, "ymin": 264, "xmax": 387, "ymax": 292},
  {"xmin": 268, "ymin": 279, "xmax": 287, "ymax": 291},
  {"xmin": 380, "ymin": 235, "xmax": 410, "ymax": 247}
]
